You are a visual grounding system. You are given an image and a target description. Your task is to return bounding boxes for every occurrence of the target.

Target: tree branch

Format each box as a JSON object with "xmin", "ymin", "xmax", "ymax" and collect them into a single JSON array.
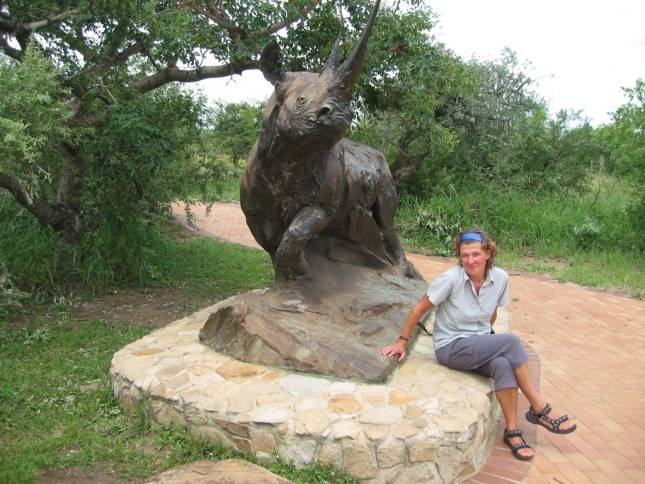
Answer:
[
  {"xmin": 0, "ymin": 172, "xmax": 32, "ymax": 207},
  {"xmin": 130, "ymin": 59, "xmax": 257, "ymax": 93},
  {"xmin": 179, "ymin": 0, "xmax": 322, "ymax": 38},
  {"xmin": 179, "ymin": 0, "xmax": 247, "ymax": 39},
  {"xmin": 22, "ymin": 8, "xmax": 78, "ymax": 32},
  {"xmin": 0, "ymin": 172, "xmax": 55, "ymax": 225},
  {"xmin": 256, "ymin": 0, "xmax": 323, "ymax": 36}
]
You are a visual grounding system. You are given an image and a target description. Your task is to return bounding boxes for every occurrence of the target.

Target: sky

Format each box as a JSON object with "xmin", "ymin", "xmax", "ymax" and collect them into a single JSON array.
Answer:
[{"xmin": 196, "ymin": 0, "xmax": 645, "ymax": 126}]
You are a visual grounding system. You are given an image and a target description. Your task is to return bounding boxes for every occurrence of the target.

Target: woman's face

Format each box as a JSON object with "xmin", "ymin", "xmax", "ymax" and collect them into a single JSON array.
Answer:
[{"xmin": 459, "ymin": 242, "xmax": 491, "ymax": 279}]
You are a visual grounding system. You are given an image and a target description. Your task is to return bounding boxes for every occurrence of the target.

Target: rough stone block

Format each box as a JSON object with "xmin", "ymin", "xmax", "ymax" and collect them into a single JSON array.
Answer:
[
  {"xmin": 332, "ymin": 419, "xmax": 361, "ymax": 439},
  {"xmin": 344, "ymin": 444, "xmax": 377, "ymax": 479},
  {"xmin": 277, "ymin": 435, "xmax": 316, "ymax": 468},
  {"xmin": 293, "ymin": 408, "xmax": 329, "ymax": 436},
  {"xmin": 409, "ymin": 441, "xmax": 439, "ymax": 462},
  {"xmin": 251, "ymin": 427, "xmax": 276, "ymax": 453},
  {"xmin": 328, "ymin": 393, "xmax": 362, "ymax": 414},
  {"xmin": 376, "ymin": 438, "xmax": 407, "ymax": 468},
  {"xmin": 318, "ymin": 439, "xmax": 342, "ymax": 467},
  {"xmin": 358, "ymin": 407, "xmax": 402, "ymax": 425}
]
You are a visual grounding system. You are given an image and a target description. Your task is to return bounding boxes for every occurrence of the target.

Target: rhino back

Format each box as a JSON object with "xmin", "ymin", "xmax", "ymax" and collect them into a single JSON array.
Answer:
[{"xmin": 340, "ymin": 138, "xmax": 392, "ymax": 207}]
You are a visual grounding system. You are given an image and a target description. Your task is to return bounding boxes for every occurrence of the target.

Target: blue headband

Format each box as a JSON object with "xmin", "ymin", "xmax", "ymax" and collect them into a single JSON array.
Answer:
[{"xmin": 459, "ymin": 232, "xmax": 484, "ymax": 243}]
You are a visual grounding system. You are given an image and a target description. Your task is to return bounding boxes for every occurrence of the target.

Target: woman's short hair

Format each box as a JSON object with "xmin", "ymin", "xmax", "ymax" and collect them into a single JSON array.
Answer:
[{"xmin": 452, "ymin": 228, "xmax": 497, "ymax": 272}]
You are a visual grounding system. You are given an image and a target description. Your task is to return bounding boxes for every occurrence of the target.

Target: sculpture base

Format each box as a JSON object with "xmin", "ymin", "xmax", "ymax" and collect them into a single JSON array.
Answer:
[
  {"xmin": 200, "ymin": 237, "xmax": 427, "ymax": 383},
  {"xmin": 110, "ymin": 305, "xmax": 509, "ymax": 483}
]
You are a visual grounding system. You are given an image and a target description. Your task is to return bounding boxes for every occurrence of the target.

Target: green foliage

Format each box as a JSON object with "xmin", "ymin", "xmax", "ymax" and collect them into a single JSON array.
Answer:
[
  {"xmin": 398, "ymin": 177, "xmax": 638, "ymax": 253},
  {"xmin": 396, "ymin": 177, "xmax": 644, "ymax": 296},
  {"xmin": 208, "ymin": 101, "xmax": 263, "ymax": 167},
  {"xmin": 0, "ymin": 194, "xmax": 58, "ymax": 289},
  {"xmin": 0, "ymin": 192, "xmax": 272, "ymax": 294},
  {"xmin": 85, "ymin": 86, "xmax": 209, "ymax": 211},
  {"xmin": 0, "ymin": 45, "xmax": 75, "ymax": 200},
  {"xmin": 601, "ymin": 79, "xmax": 645, "ymax": 247},
  {"xmin": 605, "ymin": 79, "xmax": 645, "ymax": 181},
  {"xmin": 0, "ymin": 262, "xmax": 29, "ymax": 318},
  {"xmin": 353, "ymin": 42, "xmax": 605, "ymax": 198},
  {"xmin": 350, "ymin": 4, "xmax": 467, "ymax": 191},
  {"xmin": 75, "ymin": 86, "xmax": 220, "ymax": 286}
]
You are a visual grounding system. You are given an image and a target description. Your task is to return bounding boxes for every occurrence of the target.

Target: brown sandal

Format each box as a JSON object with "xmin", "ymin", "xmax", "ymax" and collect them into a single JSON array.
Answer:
[
  {"xmin": 503, "ymin": 429, "xmax": 534, "ymax": 461},
  {"xmin": 526, "ymin": 403, "xmax": 577, "ymax": 434}
]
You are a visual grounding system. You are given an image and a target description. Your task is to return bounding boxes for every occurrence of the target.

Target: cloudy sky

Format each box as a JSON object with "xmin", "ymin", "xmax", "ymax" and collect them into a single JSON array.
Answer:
[{"xmin": 197, "ymin": 0, "xmax": 645, "ymax": 126}]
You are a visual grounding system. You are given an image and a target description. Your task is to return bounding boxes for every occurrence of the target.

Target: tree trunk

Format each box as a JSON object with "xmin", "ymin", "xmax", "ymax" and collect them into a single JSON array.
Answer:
[
  {"xmin": 52, "ymin": 143, "xmax": 86, "ymax": 242},
  {"xmin": 0, "ymin": 146, "xmax": 86, "ymax": 243},
  {"xmin": 391, "ymin": 129, "xmax": 430, "ymax": 187}
]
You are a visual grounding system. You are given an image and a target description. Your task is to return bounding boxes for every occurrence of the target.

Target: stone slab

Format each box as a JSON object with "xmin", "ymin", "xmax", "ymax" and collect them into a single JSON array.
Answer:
[
  {"xmin": 199, "ymin": 237, "xmax": 428, "ymax": 383},
  {"xmin": 145, "ymin": 459, "xmax": 291, "ymax": 483}
]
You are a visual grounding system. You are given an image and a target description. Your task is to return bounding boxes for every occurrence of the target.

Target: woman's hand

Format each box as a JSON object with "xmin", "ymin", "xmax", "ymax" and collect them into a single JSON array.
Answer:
[{"xmin": 382, "ymin": 340, "xmax": 408, "ymax": 362}]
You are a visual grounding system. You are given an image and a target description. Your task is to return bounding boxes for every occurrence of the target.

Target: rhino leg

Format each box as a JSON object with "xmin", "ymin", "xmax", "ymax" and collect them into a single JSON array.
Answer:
[
  {"xmin": 374, "ymin": 186, "xmax": 422, "ymax": 279},
  {"xmin": 275, "ymin": 205, "xmax": 331, "ymax": 280}
]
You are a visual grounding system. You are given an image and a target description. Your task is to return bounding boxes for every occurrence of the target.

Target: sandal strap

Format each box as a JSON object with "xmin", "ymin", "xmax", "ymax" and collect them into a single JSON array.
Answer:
[
  {"xmin": 511, "ymin": 443, "xmax": 531, "ymax": 451},
  {"xmin": 532, "ymin": 402, "xmax": 552, "ymax": 418},
  {"xmin": 504, "ymin": 429, "xmax": 523, "ymax": 438},
  {"xmin": 549, "ymin": 414, "xmax": 570, "ymax": 431}
]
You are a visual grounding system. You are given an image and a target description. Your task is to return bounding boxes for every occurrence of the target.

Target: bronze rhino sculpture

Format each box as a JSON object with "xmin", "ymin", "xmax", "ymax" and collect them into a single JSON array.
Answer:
[{"xmin": 240, "ymin": 0, "xmax": 419, "ymax": 281}]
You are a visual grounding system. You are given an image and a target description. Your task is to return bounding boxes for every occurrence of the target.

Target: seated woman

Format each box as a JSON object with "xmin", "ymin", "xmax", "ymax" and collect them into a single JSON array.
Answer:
[{"xmin": 382, "ymin": 229, "xmax": 576, "ymax": 460}]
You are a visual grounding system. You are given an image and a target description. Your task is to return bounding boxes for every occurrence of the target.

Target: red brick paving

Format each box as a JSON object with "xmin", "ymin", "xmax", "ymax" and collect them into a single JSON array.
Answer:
[{"xmin": 172, "ymin": 202, "xmax": 645, "ymax": 483}]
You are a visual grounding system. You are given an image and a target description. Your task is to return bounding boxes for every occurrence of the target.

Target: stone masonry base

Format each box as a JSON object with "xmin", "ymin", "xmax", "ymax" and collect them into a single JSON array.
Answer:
[{"xmin": 110, "ymin": 298, "xmax": 509, "ymax": 483}]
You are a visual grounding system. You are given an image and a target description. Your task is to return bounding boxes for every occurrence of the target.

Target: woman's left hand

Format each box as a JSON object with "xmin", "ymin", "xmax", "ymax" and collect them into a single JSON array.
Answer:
[{"xmin": 382, "ymin": 340, "xmax": 407, "ymax": 362}]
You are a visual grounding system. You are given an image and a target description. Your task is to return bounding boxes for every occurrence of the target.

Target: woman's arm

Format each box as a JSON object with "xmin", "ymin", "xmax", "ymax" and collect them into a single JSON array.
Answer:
[
  {"xmin": 490, "ymin": 307, "xmax": 498, "ymax": 326},
  {"xmin": 382, "ymin": 295, "xmax": 435, "ymax": 362}
]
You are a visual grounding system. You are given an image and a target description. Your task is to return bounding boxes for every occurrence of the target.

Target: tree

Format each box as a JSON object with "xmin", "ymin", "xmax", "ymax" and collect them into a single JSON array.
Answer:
[
  {"xmin": 349, "ymin": 4, "xmax": 473, "ymax": 193},
  {"xmin": 209, "ymin": 102, "xmax": 262, "ymax": 167},
  {"xmin": 604, "ymin": 79, "xmax": 645, "ymax": 245},
  {"xmin": 606, "ymin": 79, "xmax": 645, "ymax": 181},
  {"xmin": 0, "ymin": 0, "xmax": 354, "ymax": 244}
]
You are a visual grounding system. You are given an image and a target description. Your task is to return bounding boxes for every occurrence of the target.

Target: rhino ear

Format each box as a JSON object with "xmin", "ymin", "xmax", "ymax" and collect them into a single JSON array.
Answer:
[
  {"xmin": 260, "ymin": 40, "xmax": 285, "ymax": 86},
  {"xmin": 322, "ymin": 35, "xmax": 342, "ymax": 75}
]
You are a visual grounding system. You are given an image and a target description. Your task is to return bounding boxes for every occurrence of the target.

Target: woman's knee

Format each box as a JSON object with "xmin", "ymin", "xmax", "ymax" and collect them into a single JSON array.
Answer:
[
  {"xmin": 490, "ymin": 356, "xmax": 512, "ymax": 376},
  {"xmin": 498, "ymin": 334, "xmax": 528, "ymax": 367}
]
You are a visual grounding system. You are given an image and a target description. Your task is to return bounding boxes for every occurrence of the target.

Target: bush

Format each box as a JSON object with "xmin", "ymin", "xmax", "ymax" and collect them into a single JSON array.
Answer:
[
  {"xmin": 0, "ymin": 262, "xmax": 29, "ymax": 318},
  {"xmin": 397, "ymin": 177, "xmax": 640, "ymax": 255}
]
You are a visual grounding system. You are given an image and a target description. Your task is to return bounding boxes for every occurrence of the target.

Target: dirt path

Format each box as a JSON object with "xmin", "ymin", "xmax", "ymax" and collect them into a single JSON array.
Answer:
[{"xmin": 172, "ymin": 201, "xmax": 645, "ymax": 483}]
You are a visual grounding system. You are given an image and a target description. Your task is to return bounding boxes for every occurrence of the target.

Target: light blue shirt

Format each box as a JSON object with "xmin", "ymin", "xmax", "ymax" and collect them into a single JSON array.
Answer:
[{"xmin": 427, "ymin": 266, "xmax": 510, "ymax": 350}]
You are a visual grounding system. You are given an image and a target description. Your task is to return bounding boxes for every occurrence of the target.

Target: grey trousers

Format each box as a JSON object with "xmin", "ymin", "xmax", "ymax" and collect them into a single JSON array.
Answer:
[{"xmin": 434, "ymin": 334, "xmax": 528, "ymax": 390}]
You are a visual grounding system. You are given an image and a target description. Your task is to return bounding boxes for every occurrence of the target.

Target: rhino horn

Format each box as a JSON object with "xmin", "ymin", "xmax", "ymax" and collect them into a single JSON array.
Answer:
[{"xmin": 330, "ymin": 0, "xmax": 381, "ymax": 101}]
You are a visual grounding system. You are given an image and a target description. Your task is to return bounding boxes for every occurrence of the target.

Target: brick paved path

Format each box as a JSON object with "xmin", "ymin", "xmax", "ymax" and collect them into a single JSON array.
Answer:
[{"xmin": 172, "ymin": 202, "xmax": 645, "ymax": 483}]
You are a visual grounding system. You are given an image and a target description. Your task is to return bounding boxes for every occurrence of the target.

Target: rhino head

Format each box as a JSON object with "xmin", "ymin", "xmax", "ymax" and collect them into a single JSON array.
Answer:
[{"xmin": 259, "ymin": 0, "xmax": 381, "ymax": 153}]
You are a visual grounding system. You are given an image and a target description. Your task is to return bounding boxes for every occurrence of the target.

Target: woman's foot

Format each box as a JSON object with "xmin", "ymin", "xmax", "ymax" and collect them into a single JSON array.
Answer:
[
  {"xmin": 526, "ymin": 403, "xmax": 577, "ymax": 434},
  {"xmin": 503, "ymin": 429, "xmax": 534, "ymax": 460}
]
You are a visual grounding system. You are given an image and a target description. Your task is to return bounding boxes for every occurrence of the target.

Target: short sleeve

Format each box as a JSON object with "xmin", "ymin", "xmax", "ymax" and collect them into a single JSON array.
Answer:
[
  {"xmin": 426, "ymin": 271, "xmax": 453, "ymax": 306},
  {"xmin": 497, "ymin": 274, "xmax": 510, "ymax": 307}
]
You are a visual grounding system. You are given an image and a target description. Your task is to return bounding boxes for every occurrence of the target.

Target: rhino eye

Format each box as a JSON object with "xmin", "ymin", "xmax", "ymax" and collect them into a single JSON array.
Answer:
[{"xmin": 296, "ymin": 96, "xmax": 307, "ymax": 107}]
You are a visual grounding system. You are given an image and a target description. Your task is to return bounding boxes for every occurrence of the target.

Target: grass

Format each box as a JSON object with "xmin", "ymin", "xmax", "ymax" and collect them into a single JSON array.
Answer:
[
  {"xmin": 395, "ymin": 177, "xmax": 644, "ymax": 298},
  {"xmin": 0, "ymin": 234, "xmax": 357, "ymax": 483}
]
